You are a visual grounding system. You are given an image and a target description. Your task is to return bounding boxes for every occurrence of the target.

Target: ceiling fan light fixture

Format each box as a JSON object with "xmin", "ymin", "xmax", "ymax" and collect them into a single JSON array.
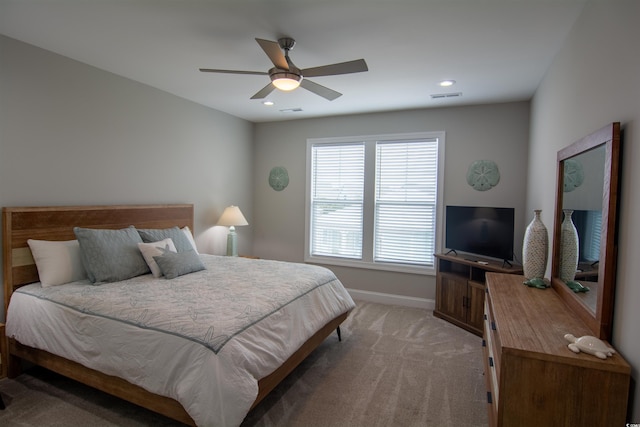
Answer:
[
  {"xmin": 271, "ymin": 72, "xmax": 302, "ymax": 91},
  {"xmin": 201, "ymin": 38, "xmax": 367, "ymax": 100}
]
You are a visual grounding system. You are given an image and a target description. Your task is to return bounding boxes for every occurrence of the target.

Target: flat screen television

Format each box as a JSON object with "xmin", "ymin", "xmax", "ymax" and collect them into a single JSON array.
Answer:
[{"xmin": 445, "ymin": 205, "xmax": 515, "ymax": 261}]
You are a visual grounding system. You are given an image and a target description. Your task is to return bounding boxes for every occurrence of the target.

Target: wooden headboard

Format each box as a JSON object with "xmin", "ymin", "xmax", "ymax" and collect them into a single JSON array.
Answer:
[{"xmin": 2, "ymin": 204, "xmax": 194, "ymax": 314}]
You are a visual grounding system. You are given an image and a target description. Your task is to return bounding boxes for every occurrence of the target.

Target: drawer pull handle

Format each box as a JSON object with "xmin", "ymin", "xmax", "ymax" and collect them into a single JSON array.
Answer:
[
  {"xmin": 482, "ymin": 339, "xmax": 486, "ymax": 347},
  {"xmin": 489, "ymin": 356, "xmax": 494, "ymax": 367},
  {"xmin": 491, "ymin": 321, "xmax": 497, "ymax": 331},
  {"xmin": 487, "ymin": 391, "xmax": 493, "ymax": 404}
]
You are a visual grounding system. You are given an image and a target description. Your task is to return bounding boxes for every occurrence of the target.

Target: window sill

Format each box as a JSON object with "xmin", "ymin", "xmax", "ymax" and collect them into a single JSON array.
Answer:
[{"xmin": 305, "ymin": 255, "xmax": 435, "ymax": 276}]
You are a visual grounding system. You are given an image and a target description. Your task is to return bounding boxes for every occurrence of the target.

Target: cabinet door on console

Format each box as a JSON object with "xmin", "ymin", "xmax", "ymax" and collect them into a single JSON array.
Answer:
[
  {"xmin": 436, "ymin": 273, "xmax": 468, "ymax": 322},
  {"xmin": 467, "ymin": 281, "xmax": 485, "ymax": 331}
]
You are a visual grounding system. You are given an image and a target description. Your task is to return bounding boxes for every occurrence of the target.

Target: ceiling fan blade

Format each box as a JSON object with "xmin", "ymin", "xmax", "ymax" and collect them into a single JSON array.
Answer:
[
  {"xmin": 250, "ymin": 83, "xmax": 276, "ymax": 99},
  {"xmin": 300, "ymin": 79, "xmax": 342, "ymax": 101},
  {"xmin": 199, "ymin": 68, "xmax": 267, "ymax": 76},
  {"xmin": 255, "ymin": 38, "xmax": 289, "ymax": 70},
  {"xmin": 301, "ymin": 59, "xmax": 368, "ymax": 77}
]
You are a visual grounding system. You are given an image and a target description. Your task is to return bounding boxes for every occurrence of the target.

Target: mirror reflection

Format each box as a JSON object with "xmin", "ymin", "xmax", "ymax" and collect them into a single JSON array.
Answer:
[
  {"xmin": 552, "ymin": 122, "xmax": 620, "ymax": 341},
  {"xmin": 559, "ymin": 145, "xmax": 605, "ymax": 313}
]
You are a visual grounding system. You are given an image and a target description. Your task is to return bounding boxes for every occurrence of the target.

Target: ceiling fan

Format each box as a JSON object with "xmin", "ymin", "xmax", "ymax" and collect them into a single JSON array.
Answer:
[{"xmin": 199, "ymin": 37, "xmax": 368, "ymax": 101}]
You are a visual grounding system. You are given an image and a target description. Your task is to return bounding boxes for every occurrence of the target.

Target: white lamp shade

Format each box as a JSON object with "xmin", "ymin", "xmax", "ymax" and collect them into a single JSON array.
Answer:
[{"xmin": 217, "ymin": 205, "xmax": 248, "ymax": 227}]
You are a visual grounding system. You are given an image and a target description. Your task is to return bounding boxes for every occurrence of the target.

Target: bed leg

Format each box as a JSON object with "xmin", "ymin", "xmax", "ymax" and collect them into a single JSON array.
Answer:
[
  {"xmin": 7, "ymin": 352, "xmax": 23, "ymax": 379},
  {"xmin": 336, "ymin": 326, "xmax": 342, "ymax": 342}
]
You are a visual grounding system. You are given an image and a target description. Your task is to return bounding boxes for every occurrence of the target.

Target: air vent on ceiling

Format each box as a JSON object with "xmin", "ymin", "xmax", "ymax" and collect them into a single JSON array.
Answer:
[
  {"xmin": 279, "ymin": 107, "xmax": 304, "ymax": 113},
  {"xmin": 430, "ymin": 92, "xmax": 462, "ymax": 99}
]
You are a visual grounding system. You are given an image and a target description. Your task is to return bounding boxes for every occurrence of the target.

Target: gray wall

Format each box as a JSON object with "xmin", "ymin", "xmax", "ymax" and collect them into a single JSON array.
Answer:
[
  {"xmin": 253, "ymin": 102, "xmax": 530, "ymax": 301},
  {"xmin": 527, "ymin": 0, "xmax": 640, "ymax": 419},
  {"xmin": 0, "ymin": 35, "xmax": 255, "ymax": 317}
]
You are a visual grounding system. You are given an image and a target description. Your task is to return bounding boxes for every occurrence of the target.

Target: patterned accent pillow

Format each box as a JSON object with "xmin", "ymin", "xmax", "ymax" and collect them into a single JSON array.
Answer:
[
  {"xmin": 138, "ymin": 238, "xmax": 177, "ymax": 278},
  {"xmin": 153, "ymin": 249, "xmax": 205, "ymax": 279},
  {"xmin": 137, "ymin": 227, "xmax": 195, "ymax": 252},
  {"xmin": 74, "ymin": 226, "xmax": 150, "ymax": 283}
]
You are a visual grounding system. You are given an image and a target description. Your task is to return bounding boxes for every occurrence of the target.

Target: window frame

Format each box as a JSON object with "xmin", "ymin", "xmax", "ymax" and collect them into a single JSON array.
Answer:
[{"xmin": 305, "ymin": 131, "xmax": 445, "ymax": 275}]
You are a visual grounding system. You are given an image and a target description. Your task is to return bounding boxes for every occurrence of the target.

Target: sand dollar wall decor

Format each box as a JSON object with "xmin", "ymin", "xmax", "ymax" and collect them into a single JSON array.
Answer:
[
  {"xmin": 269, "ymin": 166, "xmax": 289, "ymax": 191},
  {"xmin": 466, "ymin": 160, "xmax": 500, "ymax": 191},
  {"xmin": 563, "ymin": 159, "xmax": 584, "ymax": 192}
]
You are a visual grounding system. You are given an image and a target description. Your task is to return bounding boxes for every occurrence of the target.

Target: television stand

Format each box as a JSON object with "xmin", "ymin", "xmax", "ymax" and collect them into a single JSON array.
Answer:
[{"xmin": 434, "ymin": 253, "xmax": 522, "ymax": 336}]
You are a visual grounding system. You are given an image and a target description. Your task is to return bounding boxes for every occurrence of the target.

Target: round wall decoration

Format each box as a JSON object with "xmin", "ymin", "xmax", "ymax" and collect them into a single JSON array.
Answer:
[
  {"xmin": 563, "ymin": 159, "xmax": 584, "ymax": 192},
  {"xmin": 466, "ymin": 160, "xmax": 500, "ymax": 191},
  {"xmin": 269, "ymin": 166, "xmax": 289, "ymax": 191}
]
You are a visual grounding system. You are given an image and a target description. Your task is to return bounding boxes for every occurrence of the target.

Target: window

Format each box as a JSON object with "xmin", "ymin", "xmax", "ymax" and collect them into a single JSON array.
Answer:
[
  {"xmin": 308, "ymin": 142, "xmax": 365, "ymax": 259},
  {"xmin": 306, "ymin": 132, "xmax": 444, "ymax": 274}
]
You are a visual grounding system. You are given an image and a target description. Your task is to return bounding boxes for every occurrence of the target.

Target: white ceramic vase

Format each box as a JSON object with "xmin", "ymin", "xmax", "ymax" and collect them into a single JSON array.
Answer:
[
  {"xmin": 522, "ymin": 210, "xmax": 548, "ymax": 280},
  {"xmin": 559, "ymin": 209, "xmax": 579, "ymax": 283}
]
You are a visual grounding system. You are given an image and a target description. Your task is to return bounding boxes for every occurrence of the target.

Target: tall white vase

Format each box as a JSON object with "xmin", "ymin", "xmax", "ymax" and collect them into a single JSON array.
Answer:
[
  {"xmin": 559, "ymin": 209, "xmax": 579, "ymax": 283},
  {"xmin": 522, "ymin": 210, "xmax": 548, "ymax": 280}
]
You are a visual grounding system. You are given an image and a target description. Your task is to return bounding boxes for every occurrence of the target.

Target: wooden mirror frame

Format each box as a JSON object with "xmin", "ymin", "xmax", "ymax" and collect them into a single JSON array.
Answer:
[{"xmin": 551, "ymin": 122, "xmax": 620, "ymax": 341}]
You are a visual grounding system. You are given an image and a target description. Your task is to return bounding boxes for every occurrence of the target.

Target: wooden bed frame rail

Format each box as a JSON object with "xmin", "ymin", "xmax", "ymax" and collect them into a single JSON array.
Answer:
[
  {"xmin": 2, "ymin": 204, "xmax": 350, "ymax": 425},
  {"xmin": 8, "ymin": 311, "xmax": 348, "ymax": 425}
]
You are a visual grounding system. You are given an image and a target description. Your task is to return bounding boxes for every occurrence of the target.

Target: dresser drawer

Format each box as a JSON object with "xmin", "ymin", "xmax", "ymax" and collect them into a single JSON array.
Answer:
[
  {"xmin": 484, "ymin": 296, "xmax": 501, "ymax": 379},
  {"xmin": 483, "ymin": 300, "xmax": 499, "ymax": 425}
]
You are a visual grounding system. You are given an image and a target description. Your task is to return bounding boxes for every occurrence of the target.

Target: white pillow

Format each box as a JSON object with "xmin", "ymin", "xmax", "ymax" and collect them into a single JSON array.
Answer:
[
  {"xmin": 27, "ymin": 239, "xmax": 87, "ymax": 287},
  {"xmin": 138, "ymin": 238, "xmax": 177, "ymax": 277},
  {"xmin": 182, "ymin": 226, "xmax": 199, "ymax": 254}
]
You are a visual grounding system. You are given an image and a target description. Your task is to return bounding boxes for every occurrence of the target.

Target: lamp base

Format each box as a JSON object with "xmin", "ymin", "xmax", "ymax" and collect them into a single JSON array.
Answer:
[{"xmin": 226, "ymin": 226, "xmax": 238, "ymax": 256}]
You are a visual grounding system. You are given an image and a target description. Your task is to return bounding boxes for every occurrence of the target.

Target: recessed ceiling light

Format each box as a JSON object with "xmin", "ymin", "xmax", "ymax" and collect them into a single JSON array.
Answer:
[
  {"xmin": 262, "ymin": 100, "xmax": 274, "ymax": 106},
  {"xmin": 439, "ymin": 80, "xmax": 456, "ymax": 87}
]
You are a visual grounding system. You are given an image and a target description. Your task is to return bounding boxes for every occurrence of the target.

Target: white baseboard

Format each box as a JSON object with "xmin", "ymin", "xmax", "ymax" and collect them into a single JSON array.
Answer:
[{"xmin": 347, "ymin": 288, "xmax": 435, "ymax": 310}]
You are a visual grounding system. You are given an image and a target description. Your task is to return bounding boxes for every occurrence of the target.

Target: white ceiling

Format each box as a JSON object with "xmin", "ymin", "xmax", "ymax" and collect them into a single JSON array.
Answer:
[{"xmin": 0, "ymin": 0, "xmax": 587, "ymax": 123}]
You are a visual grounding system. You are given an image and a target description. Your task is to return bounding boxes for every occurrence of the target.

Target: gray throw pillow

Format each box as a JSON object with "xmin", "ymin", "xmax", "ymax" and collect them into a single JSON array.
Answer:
[
  {"xmin": 74, "ymin": 226, "xmax": 150, "ymax": 283},
  {"xmin": 137, "ymin": 227, "xmax": 194, "ymax": 252},
  {"xmin": 153, "ymin": 250, "xmax": 205, "ymax": 279}
]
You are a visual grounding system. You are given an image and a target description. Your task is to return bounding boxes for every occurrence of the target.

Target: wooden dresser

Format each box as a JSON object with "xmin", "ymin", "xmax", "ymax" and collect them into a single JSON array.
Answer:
[{"xmin": 483, "ymin": 273, "xmax": 630, "ymax": 427}]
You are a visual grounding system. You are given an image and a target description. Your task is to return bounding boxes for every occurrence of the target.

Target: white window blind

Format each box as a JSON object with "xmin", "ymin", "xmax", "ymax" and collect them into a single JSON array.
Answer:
[
  {"xmin": 582, "ymin": 210, "xmax": 602, "ymax": 262},
  {"xmin": 306, "ymin": 131, "xmax": 443, "ymax": 274},
  {"xmin": 374, "ymin": 140, "xmax": 438, "ymax": 265},
  {"xmin": 310, "ymin": 143, "xmax": 365, "ymax": 258}
]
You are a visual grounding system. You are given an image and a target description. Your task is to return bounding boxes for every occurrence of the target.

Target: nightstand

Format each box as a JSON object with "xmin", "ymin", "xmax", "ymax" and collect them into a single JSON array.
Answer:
[{"xmin": 0, "ymin": 323, "xmax": 6, "ymax": 409}]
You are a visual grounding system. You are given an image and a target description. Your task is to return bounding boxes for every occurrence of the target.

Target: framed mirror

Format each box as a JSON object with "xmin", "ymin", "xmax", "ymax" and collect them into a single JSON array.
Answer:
[{"xmin": 551, "ymin": 122, "xmax": 620, "ymax": 341}]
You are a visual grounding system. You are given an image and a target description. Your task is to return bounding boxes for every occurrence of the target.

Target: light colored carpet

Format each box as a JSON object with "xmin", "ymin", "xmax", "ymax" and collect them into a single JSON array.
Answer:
[{"xmin": 0, "ymin": 301, "xmax": 488, "ymax": 426}]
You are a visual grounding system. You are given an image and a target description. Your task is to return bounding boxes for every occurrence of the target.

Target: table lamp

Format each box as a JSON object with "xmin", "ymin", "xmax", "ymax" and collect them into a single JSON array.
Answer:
[{"xmin": 217, "ymin": 205, "xmax": 248, "ymax": 256}]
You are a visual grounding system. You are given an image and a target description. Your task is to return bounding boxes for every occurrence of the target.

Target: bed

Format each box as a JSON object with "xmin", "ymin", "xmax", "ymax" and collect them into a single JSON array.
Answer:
[{"xmin": 2, "ymin": 204, "xmax": 355, "ymax": 426}]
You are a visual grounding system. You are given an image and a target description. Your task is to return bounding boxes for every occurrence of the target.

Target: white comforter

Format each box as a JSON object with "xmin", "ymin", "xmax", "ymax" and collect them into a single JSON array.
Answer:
[{"xmin": 6, "ymin": 255, "xmax": 355, "ymax": 426}]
